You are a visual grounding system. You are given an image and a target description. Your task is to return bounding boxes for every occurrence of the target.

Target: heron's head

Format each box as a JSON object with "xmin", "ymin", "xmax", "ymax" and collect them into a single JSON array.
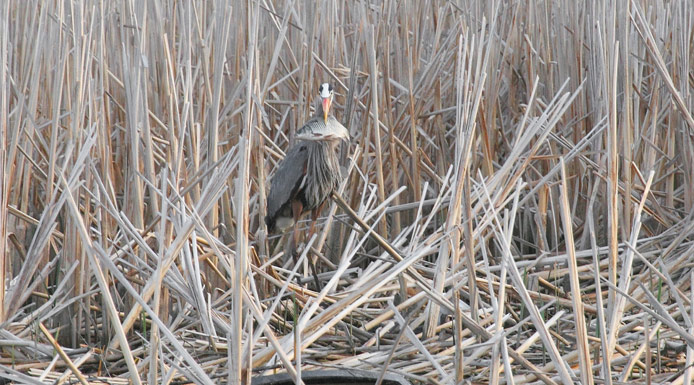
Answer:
[{"xmin": 319, "ymin": 83, "xmax": 333, "ymax": 124}]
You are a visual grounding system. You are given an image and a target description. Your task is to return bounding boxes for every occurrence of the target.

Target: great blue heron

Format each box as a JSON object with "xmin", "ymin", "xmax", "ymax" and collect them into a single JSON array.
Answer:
[{"xmin": 266, "ymin": 83, "xmax": 350, "ymax": 258}]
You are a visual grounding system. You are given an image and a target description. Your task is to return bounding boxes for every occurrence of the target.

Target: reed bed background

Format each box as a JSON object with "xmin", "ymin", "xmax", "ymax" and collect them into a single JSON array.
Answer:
[{"xmin": 2, "ymin": 0, "xmax": 694, "ymax": 384}]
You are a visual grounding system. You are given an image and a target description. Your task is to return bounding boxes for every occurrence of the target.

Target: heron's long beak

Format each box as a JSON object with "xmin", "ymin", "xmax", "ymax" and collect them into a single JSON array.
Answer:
[{"xmin": 322, "ymin": 97, "xmax": 331, "ymax": 123}]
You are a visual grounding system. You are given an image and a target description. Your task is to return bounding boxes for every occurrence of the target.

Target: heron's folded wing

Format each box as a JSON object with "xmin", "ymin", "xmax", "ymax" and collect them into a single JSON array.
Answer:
[{"xmin": 266, "ymin": 143, "xmax": 309, "ymax": 220}]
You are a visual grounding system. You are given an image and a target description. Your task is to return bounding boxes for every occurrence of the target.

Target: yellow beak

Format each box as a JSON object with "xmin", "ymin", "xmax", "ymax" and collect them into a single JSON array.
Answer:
[{"xmin": 322, "ymin": 97, "xmax": 331, "ymax": 123}]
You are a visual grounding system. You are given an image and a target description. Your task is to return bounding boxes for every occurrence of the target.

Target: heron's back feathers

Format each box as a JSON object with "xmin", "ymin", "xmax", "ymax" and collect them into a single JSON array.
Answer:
[
  {"xmin": 265, "ymin": 143, "xmax": 309, "ymax": 232},
  {"xmin": 265, "ymin": 139, "xmax": 344, "ymax": 233}
]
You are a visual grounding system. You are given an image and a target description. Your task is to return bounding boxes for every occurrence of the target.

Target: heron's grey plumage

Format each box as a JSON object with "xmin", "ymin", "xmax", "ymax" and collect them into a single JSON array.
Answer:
[
  {"xmin": 265, "ymin": 83, "xmax": 349, "ymax": 235},
  {"xmin": 265, "ymin": 142, "xmax": 309, "ymax": 231},
  {"xmin": 301, "ymin": 137, "xmax": 342, "ymax": 210}
]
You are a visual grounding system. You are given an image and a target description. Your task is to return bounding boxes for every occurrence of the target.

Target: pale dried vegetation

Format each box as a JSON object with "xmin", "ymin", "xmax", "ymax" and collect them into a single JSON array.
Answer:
[{"xmin": 1, "ymin": 0, "xmax": 694, "ymax": 384}]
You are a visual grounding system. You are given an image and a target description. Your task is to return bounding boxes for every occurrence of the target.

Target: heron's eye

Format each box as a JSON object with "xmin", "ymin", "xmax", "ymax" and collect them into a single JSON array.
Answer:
[{"xmin": 319, "ymin": 83, "xmax": 333, "ymax": 98}]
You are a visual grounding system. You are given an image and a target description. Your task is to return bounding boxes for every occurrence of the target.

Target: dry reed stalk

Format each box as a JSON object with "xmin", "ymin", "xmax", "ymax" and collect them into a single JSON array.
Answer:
[
  {"xmin": 367, "ymin": 26, "xmax": 387, "ymax": 237},
  {"xmin": 559, "ymin": 157, "xmax": 593, "ymax": 385},
  {"xmin": 486, "ymin": 182, "xmax": 574, "ymax": 383},
  {"xmin": 57, "ymin": 160, "xmax": 143, "ymax": 385},
  {"xmin": 37, "ymin": 322, "xmax": 89, "ymax": 385},
  {"xmin": 588, "ymin": 180, "xmax": 614, "ymax": 384},
  {"xmin": 231, "ymin": 0, "xmax": 259, "ymax": 379},
  {"xmin": 606, "ymin": 37, "xmax": 621, "ymax": 366},
  {"xmin": 0, "ymin": 0, "xmax": 8, "ymax": 324},
  {"xmin": 685, "ymin": 272, "xmax": 694, "ymax": 384},
  {"xmin": 425, "ymin": 26, "xmax": 485, "ymax": 339},
  {"xmin": 404, "ymin": 16, "xmax": 422, "ymax": 205}
]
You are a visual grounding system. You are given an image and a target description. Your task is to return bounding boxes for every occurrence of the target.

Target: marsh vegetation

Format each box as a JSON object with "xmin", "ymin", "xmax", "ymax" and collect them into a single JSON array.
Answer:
[{"xmin": 1, "ymin": 1, "xmax": 694, "ymax": 384}]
